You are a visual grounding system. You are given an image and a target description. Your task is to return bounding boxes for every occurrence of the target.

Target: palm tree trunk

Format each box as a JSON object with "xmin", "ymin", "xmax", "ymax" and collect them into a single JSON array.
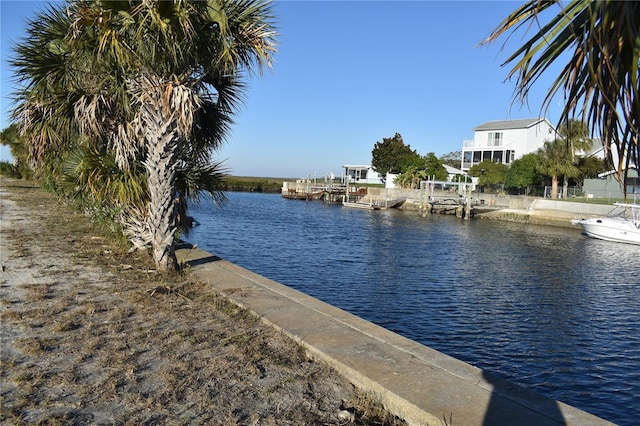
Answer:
[
  {"xmin": 145, "ymin": 130, "xmax": 179, "ymax": 272},
  {"xmin": 551, "ymin": 174, "xmax": 559, "ymax": 199},
  {"xmin": 140, "ymin": 83, "xmax": 179, "ymax": 272},
  {"xmin": 562, "ymin": 175, "xmax": 569, "ymax": 198}
]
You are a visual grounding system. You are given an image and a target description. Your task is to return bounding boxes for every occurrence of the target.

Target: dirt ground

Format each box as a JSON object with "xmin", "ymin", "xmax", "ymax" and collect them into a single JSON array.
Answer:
[{"xmin": 0, "ymin": 178, "xmax": 405, "ymax": 425}]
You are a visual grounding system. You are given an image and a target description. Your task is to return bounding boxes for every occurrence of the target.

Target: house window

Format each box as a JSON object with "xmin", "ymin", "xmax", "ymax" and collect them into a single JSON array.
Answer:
[
  {"xmin": 483, "ymin": 151, "xmax": 492, "ymax": 161},
  {"xmin": 464, "ymin": 152, "xmax": 472, "ymax": 162},
  {"xmin": 505, "ymin": 150, "xmax": 515, "ymax": 164},
  {"xmin": 493, "ymin": 151, "xmax": 503, "ymax": 163},
  {"xmin": 488, "ymin": 132, "xmax": 502, "ymax": 147},
  {"xmin": 473, "ymin": 151, "xmax": 482, "ymax": 163},
  {"xmin": 626, "ymin": 177, "xmax": 639, "ymax": 194}
]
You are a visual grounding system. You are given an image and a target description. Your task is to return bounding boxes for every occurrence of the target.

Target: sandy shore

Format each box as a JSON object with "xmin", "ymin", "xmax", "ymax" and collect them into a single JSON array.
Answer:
[{"xmin": 0, "ymin": 177, "xmax": 404, "ymax": 425}]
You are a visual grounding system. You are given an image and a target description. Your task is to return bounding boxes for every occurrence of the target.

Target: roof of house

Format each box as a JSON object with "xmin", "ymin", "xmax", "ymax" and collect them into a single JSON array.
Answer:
[
  {"xmin": 598, "ymin": 166, "xmax": 638, "ymax": 178},
  {"xmin": 584, "ymin": 137, "xmax": 605, "ymax": 157},
  {"xmin": 444, "ymin": 164, "xmax": 465, "ymax": 175},
  {"xmin": 473, "ymin": 118, "xmax": 550, "ymax": 131},
  {"xmin": 342, "ymin": 165, "xmax": 371, "ymax": 170}
]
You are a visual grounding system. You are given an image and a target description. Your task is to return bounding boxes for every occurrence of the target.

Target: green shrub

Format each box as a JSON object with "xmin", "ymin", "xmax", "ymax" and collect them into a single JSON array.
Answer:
[{"xmin": 0, "ymin": 161, "xmax": 21, "ymax": 178}]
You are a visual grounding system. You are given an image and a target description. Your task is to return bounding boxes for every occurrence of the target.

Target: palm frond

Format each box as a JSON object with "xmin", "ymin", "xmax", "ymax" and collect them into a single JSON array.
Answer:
[
  {"xmin": 62, "ymin": 146, "xmax": 149, "ymax": 207},
  {"xmin": 483, "ymin": 0, "xmax": 640, "ymax": 196}
]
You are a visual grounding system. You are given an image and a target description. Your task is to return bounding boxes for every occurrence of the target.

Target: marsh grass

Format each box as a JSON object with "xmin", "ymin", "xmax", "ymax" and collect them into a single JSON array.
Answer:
[{"xmin": 0, "ymin": 178, "xmax": 406, "ymax": 425}]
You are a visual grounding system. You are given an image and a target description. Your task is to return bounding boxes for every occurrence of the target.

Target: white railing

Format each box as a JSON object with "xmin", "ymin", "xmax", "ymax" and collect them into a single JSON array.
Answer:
[{"xmin": 463, "ymin": 138, "xmax": 519, "ymax": 149}]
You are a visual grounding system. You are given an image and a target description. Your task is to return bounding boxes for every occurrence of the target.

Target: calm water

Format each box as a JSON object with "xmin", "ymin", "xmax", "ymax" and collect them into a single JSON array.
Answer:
[{"xmin": 188, "ymin": 192, "xmax": 640, "ymax": 425}]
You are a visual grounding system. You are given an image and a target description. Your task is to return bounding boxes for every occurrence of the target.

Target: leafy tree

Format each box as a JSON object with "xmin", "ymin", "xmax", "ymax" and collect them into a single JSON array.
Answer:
[
  {"xmin": 371, "ymin": 133, "xmax": 421, "ymax": 175},
  {"xmin": 440, "ymin": 150, "xmax": 462, "ymax": 169},
  {"xmin": 484, "ymin": 1, "xmax": 640, "ymax": 197},
  {"xmin": 469, "ymin": 160, "xmax": 508, "ymax": 191},
  {"xmin": 423, "ymin": 152, "xmax": 448, "ymax": 181},
  {"xmin": 12, "ymin": 1, "xmax": 277, "ymax": 271},
  {"xmin": 505, "ymin": 153, "xmax": 542, "ymax": 195},
  {"xmin": 576, "ymin": 156, "xmax": 605, "ymax": 186}
]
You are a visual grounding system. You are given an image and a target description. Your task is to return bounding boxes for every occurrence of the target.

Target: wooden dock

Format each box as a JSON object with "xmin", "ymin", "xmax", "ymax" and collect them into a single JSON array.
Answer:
[
  {"xmin": 281, "ymin": 184, "xmax": 369, "ymax": 203},
  {"xmin": 282, "ymin": 189, "xmax": 323, "ymax": 201},
  {"xmin": 343, "ymin": 198, "xmax": 406, "ymax": 210}
]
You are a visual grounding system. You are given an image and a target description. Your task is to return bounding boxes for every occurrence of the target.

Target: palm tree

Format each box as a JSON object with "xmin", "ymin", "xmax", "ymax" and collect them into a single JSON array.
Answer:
[
  {"xmin": 396, "ymin": 166, "xmax": 427, "ymax": 189},
  {"xmin": 0, "ymin": 124, "xmax": 32, "ymax": 178},
  {"xmin": 537, "ymin": 139, "xmax": 579, "ymax": 199},
  {"xmin": 12, "ymin": 1, "xmax": 277, "ymax": 271},
  {"xmin": 557, "ymin": 119, "xmax": 592, "ymax": 198},
  {"xmin": 483, "ymin": 1, "xmax": 639, "ymax": 197},
  {"xmin": 11, "ymin": 5, "xmax": 81, "ymax": 172}
]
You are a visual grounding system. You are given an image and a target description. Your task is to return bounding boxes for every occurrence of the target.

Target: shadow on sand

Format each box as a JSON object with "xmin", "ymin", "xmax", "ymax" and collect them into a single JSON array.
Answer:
[{"xmin": 175, "ymin": 242, "xmax": 222, "ymax": 268}]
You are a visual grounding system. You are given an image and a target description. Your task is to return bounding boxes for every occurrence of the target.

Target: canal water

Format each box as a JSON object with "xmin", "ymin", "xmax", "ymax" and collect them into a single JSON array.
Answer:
[{"xmin": 187, "ymin": 192, "xmax": 640, "ymax": 425}]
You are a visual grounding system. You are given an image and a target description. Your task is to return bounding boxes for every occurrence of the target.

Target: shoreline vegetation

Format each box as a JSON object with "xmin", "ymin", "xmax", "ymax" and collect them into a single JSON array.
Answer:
[
  {"xmin": 223, "ymin": 176, "xmax": 296, "ymax": 193},
  {"xmin": 0, "ymin": 177, "xmax": 405, "ymax": 425}
]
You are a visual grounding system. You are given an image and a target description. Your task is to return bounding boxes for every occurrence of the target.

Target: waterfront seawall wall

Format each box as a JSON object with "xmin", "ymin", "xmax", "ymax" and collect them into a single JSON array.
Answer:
[
  {"xmin": 176, "ymin": 245, "xmax": 614, "ymax": 426},
  {"xmin": 365, "ymin": 188, "xmax": 618, "ymax": 228},
  {"xmin": 478, "ymin": 200, "xmax": 618, "ymax": 228}
]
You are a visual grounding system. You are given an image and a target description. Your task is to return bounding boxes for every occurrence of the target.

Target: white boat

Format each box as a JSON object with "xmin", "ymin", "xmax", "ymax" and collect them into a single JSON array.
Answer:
[{"xmin": 571, "ymin": 202, "xmax": 640, "ymax": 245}]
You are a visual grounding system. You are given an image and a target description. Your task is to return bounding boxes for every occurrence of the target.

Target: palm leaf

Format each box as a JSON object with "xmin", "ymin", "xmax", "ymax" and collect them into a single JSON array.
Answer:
[{"xmin": 483, "ymin": 0, "xmax": 640, "ymax": 197}]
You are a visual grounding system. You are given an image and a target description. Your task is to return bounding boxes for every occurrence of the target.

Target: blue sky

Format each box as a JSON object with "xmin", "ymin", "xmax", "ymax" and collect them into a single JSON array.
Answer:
[{"xmin": 1, "ymin": 1, "xmax": 565, "ymax": 178}]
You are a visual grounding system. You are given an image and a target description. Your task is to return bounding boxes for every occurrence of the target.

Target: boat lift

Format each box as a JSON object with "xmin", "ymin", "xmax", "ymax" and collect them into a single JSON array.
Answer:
[{"xmin": 419, "ymin": 178, "xmax": 474, "ymax": 220}]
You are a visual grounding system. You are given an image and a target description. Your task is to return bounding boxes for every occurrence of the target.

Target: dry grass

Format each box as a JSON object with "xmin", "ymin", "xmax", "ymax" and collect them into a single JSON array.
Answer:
[{"xmin": 0, "ymin": 178, "xmax": 405, "ymax": 425}]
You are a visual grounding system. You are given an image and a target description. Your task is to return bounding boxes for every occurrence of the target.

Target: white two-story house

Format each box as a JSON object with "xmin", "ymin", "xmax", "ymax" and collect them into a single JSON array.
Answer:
[{"xmin": 461, "ymin": 118, "xmax": 556, "ymax": 172}]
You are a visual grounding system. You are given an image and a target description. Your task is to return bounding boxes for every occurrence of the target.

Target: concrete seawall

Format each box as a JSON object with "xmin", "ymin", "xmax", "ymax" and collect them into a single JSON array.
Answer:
[
  {"xmin": 176, "ymin": 245, "xmax": 614, "ymax": 426},
  {"xmin": 365, "ymin": 187, "xmax": 621, "ymax": 229},
  {"xmin": 475, "ymin": 200, "xmax": 619, "ymax": 228}
]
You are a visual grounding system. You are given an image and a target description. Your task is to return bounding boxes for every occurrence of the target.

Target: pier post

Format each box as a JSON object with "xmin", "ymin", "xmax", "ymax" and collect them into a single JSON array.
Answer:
[
  {"xmin": 464, "ymin": 184, "xmax": 471, "ymax": 220},
  {"xmin": 465, "ymin": 196, "xmax": 471, "ymax": 220}
]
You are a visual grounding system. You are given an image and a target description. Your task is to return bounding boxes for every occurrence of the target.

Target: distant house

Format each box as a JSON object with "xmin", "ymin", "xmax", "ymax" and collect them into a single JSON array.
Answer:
[
  {"xmin": 443, "ymin": 164, "xmax": 466, "ymax": 182},
  {"xmin": 461, "ymin": 118, "xmax": 556, "ymax": 172},
  {"xmin": 577, "ymin": 137, "xmax": 605, "ymax": 159},
  {"xmin": 580, "ymin": 138, "xmax": 639, "ymax": 198},
  {"xmin": 342, "ymin": 165, "xmax": 384, "ymax": 185},
  {"xmin": 583, "ymin": 167, "xmax": 639, "ymax": 199}
]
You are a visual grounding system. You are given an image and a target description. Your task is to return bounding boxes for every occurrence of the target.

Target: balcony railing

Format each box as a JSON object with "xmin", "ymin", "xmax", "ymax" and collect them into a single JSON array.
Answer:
[{"xmin": 463, "ymin": 138, "xmax": 517, "ymax": 149}]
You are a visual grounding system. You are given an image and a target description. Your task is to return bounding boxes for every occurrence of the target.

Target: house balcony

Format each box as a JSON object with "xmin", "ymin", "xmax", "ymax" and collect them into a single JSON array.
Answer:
[{"xmin": 463, "ymin": 138, "xmax": 517, "ymax": 149}]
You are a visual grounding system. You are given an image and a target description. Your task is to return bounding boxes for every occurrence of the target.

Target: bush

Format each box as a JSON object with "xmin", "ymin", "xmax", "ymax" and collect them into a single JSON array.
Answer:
[
  {"xmin": 223, "ymin": 176, "xmax": 293, "ymax": 193},
  {"xmin": 0, "ymin": 161, "xmax": 23, "ymax": 178}
]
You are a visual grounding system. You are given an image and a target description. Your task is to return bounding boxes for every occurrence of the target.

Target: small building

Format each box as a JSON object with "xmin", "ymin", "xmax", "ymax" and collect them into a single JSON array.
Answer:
[
  {"xmin": 342, "ymin": 165, "xmax": 385, "ymax": 185},
  {"xmin": 443, "ymin": 164, "xmax": 466, "ymax": 182},
  {"xmin": 583, "ymin": 167, "xmax": 639, "ymax": 199},
  {"xmin": 579, "ymin": 137, "xmax": 639, "ymax": 199},
  {"xmin": 461, "ymin": 118, "xmax": 556, "ymax": 172}
]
